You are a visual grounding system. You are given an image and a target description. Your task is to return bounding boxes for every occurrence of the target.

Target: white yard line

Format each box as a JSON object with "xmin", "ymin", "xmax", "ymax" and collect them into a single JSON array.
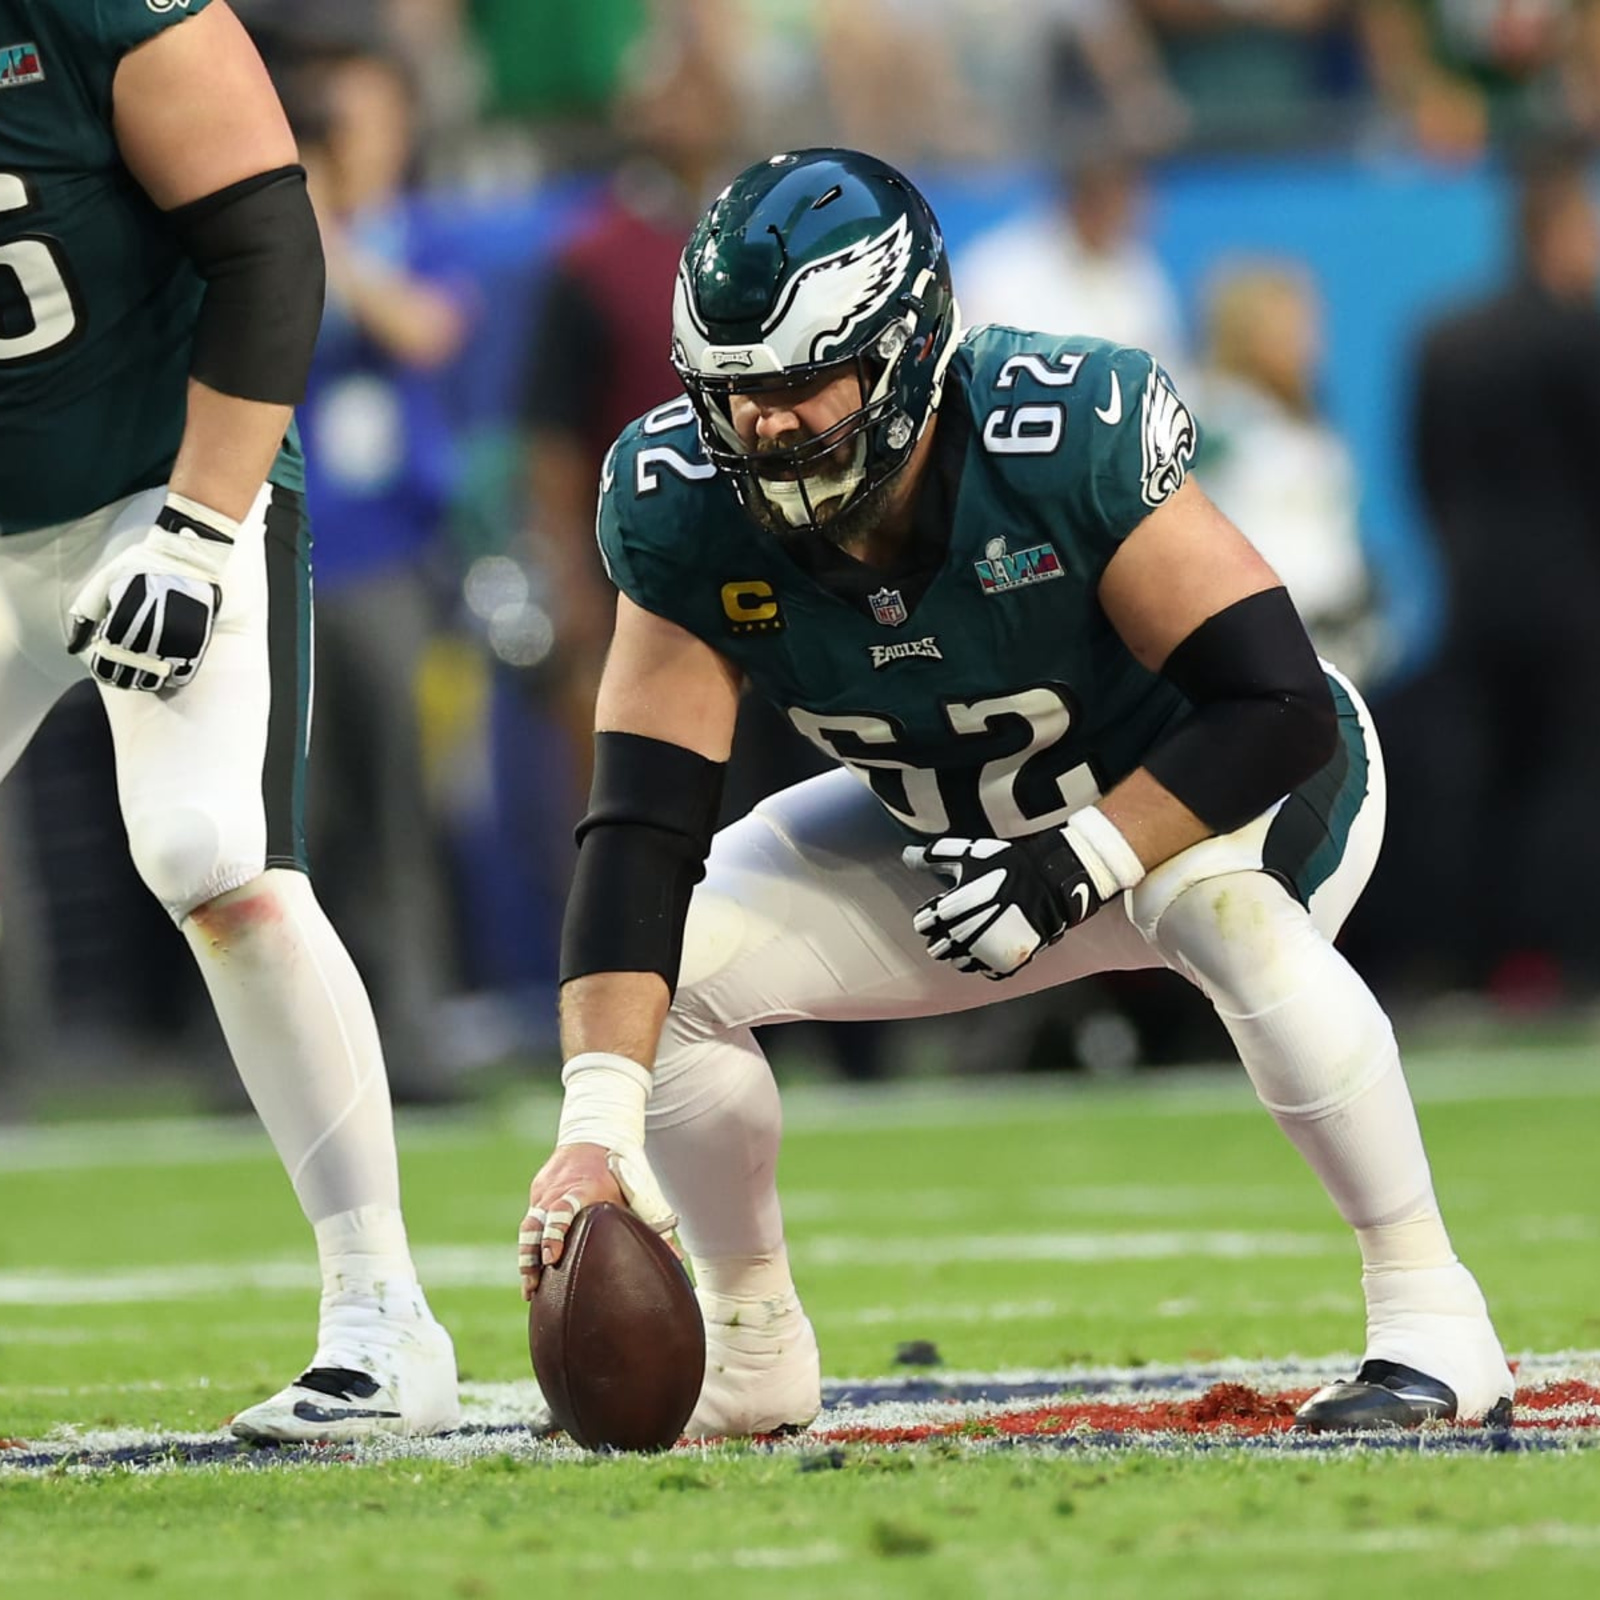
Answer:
[
  {"xmin": 0, "ymin": 1230, "xmax": 1344, "ymax": 1306},
  {"xmin": 803, "ymin": 1230, "xmax": 1343, "ymax": 1267},
  {"xmin": 780, "ymin": 1183, "xmax": 1307, "ymax": 1222}
]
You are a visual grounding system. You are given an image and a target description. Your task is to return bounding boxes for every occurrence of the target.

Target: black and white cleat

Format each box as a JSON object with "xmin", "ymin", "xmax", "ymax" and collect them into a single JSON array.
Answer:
[{"xmin": 1293, "ymin": 1359, "xmax": 1514, "ymax": 1432}]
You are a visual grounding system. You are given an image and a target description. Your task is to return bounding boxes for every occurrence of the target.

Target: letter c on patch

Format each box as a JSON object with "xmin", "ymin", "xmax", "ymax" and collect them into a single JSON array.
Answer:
[{"xmin": 721, "ymin": 581, "xmax": 777, "ymax": 623}]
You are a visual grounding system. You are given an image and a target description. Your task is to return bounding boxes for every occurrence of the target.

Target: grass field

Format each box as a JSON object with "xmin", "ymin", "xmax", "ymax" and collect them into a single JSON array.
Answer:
[{"xmin": 2, "ymin": 1036, "xmax": 1598, "ymax": 1598}]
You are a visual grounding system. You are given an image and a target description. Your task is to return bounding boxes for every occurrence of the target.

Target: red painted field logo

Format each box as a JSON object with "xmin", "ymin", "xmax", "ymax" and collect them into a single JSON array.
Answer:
[{"xmin": 0, "ymin": 42, "xmax": 44, "ymax": 89}]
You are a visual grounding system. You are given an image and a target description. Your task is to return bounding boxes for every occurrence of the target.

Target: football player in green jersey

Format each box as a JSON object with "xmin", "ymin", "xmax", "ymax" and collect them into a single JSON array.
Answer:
[
  {"xmin": 0, "ymin": 1, "xmax": 455, "ymax": 1440},
  {"xmin": 520, "ymin": 149, "xmax": 1514, "ymax": 1436}
]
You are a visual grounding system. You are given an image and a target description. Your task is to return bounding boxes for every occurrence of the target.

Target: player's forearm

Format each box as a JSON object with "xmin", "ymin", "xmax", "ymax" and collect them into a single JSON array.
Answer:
[
  {"xmin": 558, "ymin": 972, "xmax": 673, "ymax": 1071},
  {"xmin": 168, "ymin": 382, "xmax": 294, "ymax": 523},
  {"xmin": 1092, "ymin": 768, "xmax": 1214, "ymax": 873}
]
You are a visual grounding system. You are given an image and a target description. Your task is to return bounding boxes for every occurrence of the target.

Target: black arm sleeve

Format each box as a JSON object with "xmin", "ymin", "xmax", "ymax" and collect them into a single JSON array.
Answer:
[
  {"xmin": 1142, "ymin": 587, "xmax": 1338, "ymax": 835},
  {"xmin": 559, "ymin": 732, "xmax": 727, "ymax": 992},
  {"xmin": 166, "ymin": 165, "xmax": 325, "ymax": 406}
]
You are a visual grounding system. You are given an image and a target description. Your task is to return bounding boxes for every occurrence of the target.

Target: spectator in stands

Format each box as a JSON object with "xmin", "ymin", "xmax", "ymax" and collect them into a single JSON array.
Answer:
[
  {"xmin": 470, "ymin": 0, "xmax": 652, "ymax": 154},
  {"xmin": 1391, "ymin": 140, "xmax": 1600, "ymax": 999},
  {"xmin": 289, "ymin": 39, "xmax": 474, "ymax": 1097},
  {"xmin": 1360, "ymin": 0, "xmax": 1600, "ymax": 159},
  {"xmin": 955, "ymin": 150, "xmax": 1188, "ymax": 372},
  {"xmin": 1195, "ymin": 261, "xmax": 1387, "ymax": 685},
  {"xmin": 519, "ymin": 22, "xmax": 738, "ymax": 807},
  {"xmin": 1136, "ymin": 0, "xmax": 1363, "ymax": 150},
  {"xmin": 852, "ymin": 0, "xmax": 1188, "ymax": 162}
]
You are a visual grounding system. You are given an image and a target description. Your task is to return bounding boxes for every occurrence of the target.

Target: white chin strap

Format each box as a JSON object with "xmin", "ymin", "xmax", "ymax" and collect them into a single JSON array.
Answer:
[{"xmin": 757, "ymin": 436, "xmax": 868, "ymax": 528}]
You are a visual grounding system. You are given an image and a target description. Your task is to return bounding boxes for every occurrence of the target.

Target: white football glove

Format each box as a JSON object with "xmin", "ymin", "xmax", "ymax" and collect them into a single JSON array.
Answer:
[
  {"xmin": 67, "ymin": 493, "xmax": 239, "ymax": 691},
  {"xmin": 903, "ymin": 806, "xmax": 1147, "ymax": 980}
]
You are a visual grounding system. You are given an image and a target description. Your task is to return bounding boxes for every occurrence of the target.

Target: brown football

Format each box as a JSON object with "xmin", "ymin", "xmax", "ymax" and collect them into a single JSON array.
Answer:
[{"xmin": 528, "ymin": 1201, "xmax": 705, "ymax": 1452}]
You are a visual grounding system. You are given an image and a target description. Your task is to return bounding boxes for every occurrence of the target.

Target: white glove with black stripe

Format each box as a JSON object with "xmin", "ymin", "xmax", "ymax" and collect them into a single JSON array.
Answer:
[
  {"xmin": 903, "ymin": 806, "xmax": 1147, "ymax": 981},
  {"xmin": 67, "ymin": 493, "xmax": 238, "ymax": 691}
]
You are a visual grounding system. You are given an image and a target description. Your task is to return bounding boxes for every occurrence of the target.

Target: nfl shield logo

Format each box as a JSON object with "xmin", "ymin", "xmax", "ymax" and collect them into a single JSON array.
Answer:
[{"xmin": 868, "ymin": 586, "xmax": 908, "ymax": 627}]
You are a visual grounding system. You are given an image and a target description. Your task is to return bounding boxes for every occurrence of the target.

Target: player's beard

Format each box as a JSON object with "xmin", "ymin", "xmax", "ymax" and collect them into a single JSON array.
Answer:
[
  {"xmin": 748, "ymin": 431, "xmax": 894, "ymax": 552},
  {"xmin": 807, "ymin": 473, "xmax": 897, "ymax": 554},
  {"xmin": 749, "ymin": 469, "xmax": 895, "ymax": 553}
]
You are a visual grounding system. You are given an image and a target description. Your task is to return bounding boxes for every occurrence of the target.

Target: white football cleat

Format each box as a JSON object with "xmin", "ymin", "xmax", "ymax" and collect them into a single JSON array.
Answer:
[
  {"xmin": 231, "ymin": 1297, "xmax": 459, "ymax": 1443},
  {"xmin": 685, "ymin": 1286, "xmax": 821, "ymax": 1438}
]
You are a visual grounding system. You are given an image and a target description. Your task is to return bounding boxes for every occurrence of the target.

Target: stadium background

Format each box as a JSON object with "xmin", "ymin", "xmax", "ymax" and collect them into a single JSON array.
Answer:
[{"xmin": 0, "ymin": 0, "xmax": 1592, "ymax": 1104}]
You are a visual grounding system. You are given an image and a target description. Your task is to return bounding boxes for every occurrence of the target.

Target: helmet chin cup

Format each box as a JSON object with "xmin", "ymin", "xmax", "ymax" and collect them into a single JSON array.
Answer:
[
  {"xmin": 755, "ymin": 436, "xmax": 868, "ymax": 528},
  {"xmin": 671, "ymin": 148, "xmax": 960, "ymax": 540}
]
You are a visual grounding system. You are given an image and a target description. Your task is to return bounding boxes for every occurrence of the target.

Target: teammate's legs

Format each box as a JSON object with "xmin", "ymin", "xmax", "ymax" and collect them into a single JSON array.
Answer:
[
  {"xmin": 649, "ymin": 767, "xmax": 1160, "ymax": 1433},
  {"xmin": 81, "ymin": 486, "xmax": 455, "ymax": 1438},
  {"xmin": 0, "ymin": 523, "xmax": 98, "ymax": 778},
  {"xmin": 1135, "ymin": 677, "xmax": 1511, "ymax": 1421},
  {"xmin": 0, "ymin": 527, "xmax": 107, "ymax": 1070}
]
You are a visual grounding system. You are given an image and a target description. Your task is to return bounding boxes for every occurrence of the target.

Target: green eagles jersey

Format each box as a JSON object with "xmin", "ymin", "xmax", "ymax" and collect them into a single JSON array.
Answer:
[
  {"xmin": 0, "ymin": 0, "xmax": 301, "ymax": 535},
  {"xmin": 598, "ymin": 328, "xmax": 1207, "ymax": 842}
]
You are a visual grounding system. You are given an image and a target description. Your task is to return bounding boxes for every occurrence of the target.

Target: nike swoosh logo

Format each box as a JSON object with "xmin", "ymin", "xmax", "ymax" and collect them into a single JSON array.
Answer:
[
  {"xmin": 1095, "ymin": 371, "xmax": 1122, "ymax": 426},
  {"xmin": 292, "ymin": 1401, "xmax": 402, "ymax": 1422},
  {"xmin": 1388, "ymin": 1390, "xmax": 1452, "ymax": 1411},
  {"xmin": 1070, "ymin": 883, "xmax": 1092, "ymax": 921}
]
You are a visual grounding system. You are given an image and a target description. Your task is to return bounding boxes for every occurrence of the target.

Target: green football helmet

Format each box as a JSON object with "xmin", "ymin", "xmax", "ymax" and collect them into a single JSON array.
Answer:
[{"xmin": 671, "ymin": 148, "xmax": 961, "ymax": 538}]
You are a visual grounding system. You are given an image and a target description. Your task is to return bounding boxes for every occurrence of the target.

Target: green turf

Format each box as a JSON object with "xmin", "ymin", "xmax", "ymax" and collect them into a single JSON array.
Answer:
[
  {"xmin": 2, "ymin": 1037, "xmax": 1598, "ymax": 1597},
  {"xmin": 4, "ymin": 1451, "xmax": 1600, "ymax": 1600}
]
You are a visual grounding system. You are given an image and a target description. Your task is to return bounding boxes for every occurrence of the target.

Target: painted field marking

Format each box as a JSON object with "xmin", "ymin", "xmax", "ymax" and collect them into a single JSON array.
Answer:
[
  {"xmin": 5, "ymin": 1049, "xmax": 1598, "ymax": 1176},
  {"xmin": 0, "ymin": 1229, "xmax": 1345, "ymax": 1306},
  {"xmin": 2, "ymin": 1353, "xmax": 1595, "ymax": 1476},
  {"xmin": 803, "ymin": 1230, "xmax": 1343, "ymax": 1267},
  {"xmin": 780, "ymin": 1182, "xmax": 1307, "ymax": 1223}
]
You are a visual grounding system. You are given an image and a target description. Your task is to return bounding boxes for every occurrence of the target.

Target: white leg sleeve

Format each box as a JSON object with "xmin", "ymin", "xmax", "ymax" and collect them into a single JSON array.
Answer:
[
  {"xmin": 1152, "ymin": 870, "xmax": 1442, "ymax": 1234},
  {"xmin": 648, "ymin": 1015, "xmax": 788, "ymax": 1287},
  {"xmin": 183, "ymin": 867, "xmax": 409, "ymax": 1249},
  {"xmin": 1153, "ymin": 871, "xmax": 1512, "ymax": 1416}
]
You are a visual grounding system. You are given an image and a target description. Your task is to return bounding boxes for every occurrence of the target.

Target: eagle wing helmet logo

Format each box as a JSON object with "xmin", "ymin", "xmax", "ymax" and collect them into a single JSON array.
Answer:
[{"xmin": 763, "ymin": 215, "xmax": 915, "ymax": 365}]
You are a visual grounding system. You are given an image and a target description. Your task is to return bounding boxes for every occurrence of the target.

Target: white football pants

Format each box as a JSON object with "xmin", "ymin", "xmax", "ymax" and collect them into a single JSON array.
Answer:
[{"xmin": 646, "ymin": 674, "xmax": 1444, "ymax": 1286}]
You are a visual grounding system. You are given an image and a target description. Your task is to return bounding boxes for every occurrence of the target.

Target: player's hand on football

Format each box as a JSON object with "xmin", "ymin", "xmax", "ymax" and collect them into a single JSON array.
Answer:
[
  {"xmin": 519, "ymin": 1142, "xmax": 680, "ymax": 1299},
  {"xmin": 903, "ymin": 827, "xmax": 1110, "ymax": 981},
  {"xmin": 67, "ymin": 495, "xmax": 238, "ymax": 691},
  {"xmin": 520, "ymin": 1144, "xmax": 623, "ymax": 1298}
]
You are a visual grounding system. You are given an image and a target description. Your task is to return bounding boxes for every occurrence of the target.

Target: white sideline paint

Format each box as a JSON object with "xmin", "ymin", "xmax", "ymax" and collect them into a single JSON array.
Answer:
[{"xmin": 0, "ymin": 1230, "xmax": 1343, "ymax": 1305}]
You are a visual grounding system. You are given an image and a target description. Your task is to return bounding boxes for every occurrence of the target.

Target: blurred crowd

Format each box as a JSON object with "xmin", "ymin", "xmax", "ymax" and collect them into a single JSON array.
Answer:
[{"xmin": 6, "ymin": 0, "xmax": 1600, "ymax": 1099}]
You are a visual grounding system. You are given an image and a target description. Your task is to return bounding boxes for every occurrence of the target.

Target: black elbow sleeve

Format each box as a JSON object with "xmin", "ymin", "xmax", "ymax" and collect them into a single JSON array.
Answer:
[
  {"xmin": 166, "ymin": 165, "xmax": 325, "ymax": 406},
  {"xmin": 559, "ymin": 732, "xmax": 726, "ymax": 992},
  {"xmin": 1143, "ymin": 588, "xmax": 1338, "ymax": 835}
]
